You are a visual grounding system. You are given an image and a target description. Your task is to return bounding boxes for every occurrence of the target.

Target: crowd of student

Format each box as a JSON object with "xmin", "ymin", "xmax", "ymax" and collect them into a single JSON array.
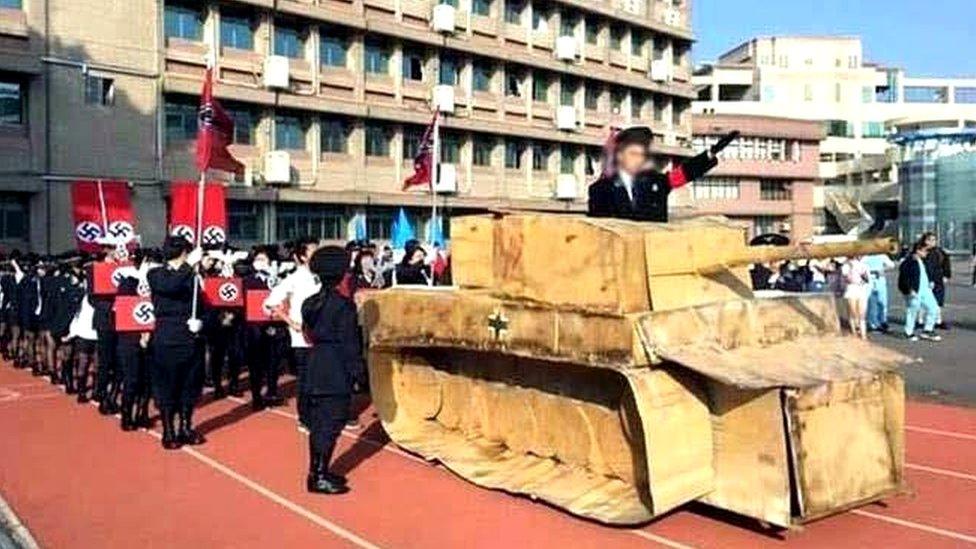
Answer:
[{"xmin": 749, "ymin": 231, "xmax": 955, "ymax": 342}]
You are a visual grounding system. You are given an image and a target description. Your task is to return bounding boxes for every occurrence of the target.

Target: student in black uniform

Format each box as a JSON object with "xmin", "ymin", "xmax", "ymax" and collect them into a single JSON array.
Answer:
[
  {"xmin": 588, "ymin": 127, "xmax": 738, "ymax": 222},
  {"xmin": 148, "ymin": 236, "xmax": 206, "ymax": 450},
  {"xmin": 17, "ymin": 258, "xmax": 41, "ymax": 373},
  {"xmin": 300, "ymin": 246, "xmax": 366, "ymax": 495},
  {"xmin": 90, "ymin": 240, "xmax": 125, "ymax": 414},
  {"xmin": 46, "ymin": 257, "xmax": 85, "ymax": 389},
  {"xmin": 241, "ymin": 247, "xmax": 286, "ymax": 411},
  {"xmin": 116, "ymin": 249, "xmax": 156, "ymax": 431},
  {"xmin": 0, "ymin": 255, "xmax": 15, "ymax": 360},
  {"xmin": 2, "ymin": 252, "xmax": 24, "ymax": 363},
  {"xmin": 204, "ymin": 255, "xmax": 245, "ymax": 399}
]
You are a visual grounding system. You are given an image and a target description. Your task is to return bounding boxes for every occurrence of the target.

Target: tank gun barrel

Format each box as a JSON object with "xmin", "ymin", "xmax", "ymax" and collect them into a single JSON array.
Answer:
[{"xmin": 697, "ymin": 238, "xmax": 898, "ymax": 274}]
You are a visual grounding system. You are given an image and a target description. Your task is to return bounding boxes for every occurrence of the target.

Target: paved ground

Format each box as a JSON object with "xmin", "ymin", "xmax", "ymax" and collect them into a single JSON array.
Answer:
[{"xmin": 874, "ymin": 259, "xmax": 975, "ymax": 407}]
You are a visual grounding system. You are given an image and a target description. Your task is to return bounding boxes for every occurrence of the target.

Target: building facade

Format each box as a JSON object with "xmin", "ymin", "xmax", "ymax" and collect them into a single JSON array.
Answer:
[
  {"xmin": 0, "ymin": 0, "xmax": 698, "ymax": 252},
  {"xmin": 689, "ymin": 113, "xmax": 821, "ymax": 240},
  {"xmin": 692, "ymin": 35, "xmax": 976, "ymax": 234}
]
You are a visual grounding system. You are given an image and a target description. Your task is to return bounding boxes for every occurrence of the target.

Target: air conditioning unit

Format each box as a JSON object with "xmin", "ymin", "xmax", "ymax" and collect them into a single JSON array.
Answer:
[
  {"xmin": 556, "ymin": 105, "xmax": 577, "ymax": 130},
  {"xmin": 263, "ymin": 55, "xmax": 290, "ymax": 89},
  {"xmin": 434, "ymin": 163, "xmax": 457, "ymax": 193},
  {"xmin": 432, "ymin": 3, "xmax": 457, "ymax": 34},
  {"xmin": 555, "ymin": 35, "xmax": 577, "ymax": 61},
  {"xmin": 432, "ymin": 84, "xmax": 455, "ymax": 113},
  {"xmin": 650, "ymin": 59, "xmax": 672, "ymax": 82},
  {"xmin": 263, "ymin": 151, "xmax": 292, "ymax": 184},
  {"xmin": 555, "ymin": 174, "xmax": 578, "ymax": 200}
]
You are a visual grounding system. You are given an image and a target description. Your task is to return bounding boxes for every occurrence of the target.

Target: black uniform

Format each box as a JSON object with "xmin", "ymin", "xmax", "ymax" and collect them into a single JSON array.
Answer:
[
  {"xmin": 89, "ymin": 265, "xmax": 119, "ymax": 405},
  {"xmin": 300, "ymin": 289, "xmax": 364, "ymax": 465},
  {"xmin": 207, "ymin": 301, "xmax": 244, "ymax": 396},
  {"xmin": 147, "ymin": 263, "xmax": 204, "ymax": 411},
  {"xmin": 243, "ymin": 272, "xmax": 286, "ymax": 405},
  {"xmin": 587, "ymin": 151, "xmax": 717, "ymax": 222},
  {"xmin": 115, "ymin": 275, "xmax": 152, "ymax": 428}
]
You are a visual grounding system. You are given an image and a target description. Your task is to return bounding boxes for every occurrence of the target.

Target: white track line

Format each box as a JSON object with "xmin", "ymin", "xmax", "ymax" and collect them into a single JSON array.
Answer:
[
  {"xmin": 628, "ymin": 529, "xmax": 696, "ymax": 549},
  {"xmin": 906, "ymin": 425, "xmax": 976, "ymax": 442},
  {"xmin": 851, "ymin": 510, "xmax": 976, "ymax": 544},
  {"xmin": 905, "ymin": 463, "xmax": 976, "ymax": 482},
  {"xmin": 138, "ymin": 427, "xmax": 382, "ymax": 549}
]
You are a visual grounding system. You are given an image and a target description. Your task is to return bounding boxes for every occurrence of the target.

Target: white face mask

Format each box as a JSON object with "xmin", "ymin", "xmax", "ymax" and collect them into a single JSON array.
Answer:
[{"xmin": 252, "ymin": 260, "xmax": 269, "ymax": 273}]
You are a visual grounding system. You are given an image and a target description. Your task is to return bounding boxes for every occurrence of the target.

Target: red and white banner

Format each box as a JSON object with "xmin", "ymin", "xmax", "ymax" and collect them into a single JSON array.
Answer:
[
  {"xmin": 91, "ymin": 261, "xmax": 133, "ymax": 296},
  {"xmin": 245, "ymin": 289, "xmax": 273, "ymax": 323},
  {"xmin": 71, "ymin": 180, "xmax": 136, "ymax": 252},
  {"xmin": 196, "ymin": 67, "xmax": 244, "ymax": 175},
  {"xmin": 114, "ymin": 295, "xmax": 156, "ymax": 332},
  {"xmin": 169, "ymin": 181, "xmax": 227, "ymax": 247},
  {"xmin": 203, "ymin": 277, "xmax": 243, "ymax": 308}
]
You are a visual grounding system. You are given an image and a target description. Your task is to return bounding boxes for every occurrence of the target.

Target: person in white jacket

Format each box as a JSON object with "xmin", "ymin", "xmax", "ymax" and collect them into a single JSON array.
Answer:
[
  {"xmin": 263, "ymin": 237, "xmax": 320, "ymax": 429},
  {"xmin": 66, "ymin": 292, "xmax": 99, "ymax": 403}
]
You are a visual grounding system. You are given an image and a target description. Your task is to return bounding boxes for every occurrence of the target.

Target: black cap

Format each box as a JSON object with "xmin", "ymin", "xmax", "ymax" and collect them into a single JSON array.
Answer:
[
  {"xmin": 614, "ymin": 126, "xmax": 653, "ymax": 150},
  {"xmin": 309, "ymin": 246, "xmax": 348, "ymax": 287}
]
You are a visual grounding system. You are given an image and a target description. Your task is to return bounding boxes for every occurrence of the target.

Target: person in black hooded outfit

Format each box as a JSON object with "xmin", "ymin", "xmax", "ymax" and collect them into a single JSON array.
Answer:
[
  {"xmin": 300, "ymin": 246, "xmax": 366, "ymax": 495},
  {"xmin": 148, "ymin": 237, "xmax": 206, "ymax": 450}
]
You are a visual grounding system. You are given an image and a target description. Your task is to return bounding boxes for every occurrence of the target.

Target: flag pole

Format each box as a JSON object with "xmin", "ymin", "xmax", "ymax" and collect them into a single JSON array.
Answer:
[
  {"xmin": 190, "ymin": 170, "xmax": 205, "ymax": 323},
  {"xmin": 96, "ymin": 179, "xmax": 109, "ymax": 235},
  {"xmin": 429, "ymin": 111, "xmax": 441, "ymax": 287}
]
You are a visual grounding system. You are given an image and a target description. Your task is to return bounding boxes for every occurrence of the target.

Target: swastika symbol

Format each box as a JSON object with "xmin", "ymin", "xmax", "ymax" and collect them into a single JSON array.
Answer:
[
  {"xmin": 218, "ymin": 282, "xmax": 239, "ymax": 302},
  {"xmin": 108, "ymin": 221, "xmax": 134, "ymax": 240},
  {"xmin": 136, "ymin": 280, "xmax": 151, "ymax": 297},
  {"xmin": 202, "ymin": 225, "xmax": 226, "ymax": 246},
  {"xmin": 111, "ymin": 268, "xmax": 127, "ymax": 288},
  {"xmin": 132, "ymin": 302, "xmax": 155, "ymax": 325},
  {"xmin": 76, "ymin": 222, "xmax": 103, "ymax": 243},
  {"xmin": 171, "ymin": 225, "xmax": 195, "ymax": 242}
]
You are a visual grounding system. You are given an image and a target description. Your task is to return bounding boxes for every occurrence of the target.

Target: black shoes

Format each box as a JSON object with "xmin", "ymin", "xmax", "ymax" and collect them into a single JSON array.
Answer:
[
  {"xmin": 264, "ymin": 395, "xmax": 284, "ymax": 407},
  {"xmin": 161, "ymin": 409, "xmax": 181, "ymax": 450},
  {"xmin": 306, "ymin": 474, "xmax": 349, "ymax": 495},
  {"xmin": 178, "ymin": 407, "xmax": 206, "ymax": 446},
  {"xmin": 306, "ymin": 446, "xmax": 349, "ymax": 495}
]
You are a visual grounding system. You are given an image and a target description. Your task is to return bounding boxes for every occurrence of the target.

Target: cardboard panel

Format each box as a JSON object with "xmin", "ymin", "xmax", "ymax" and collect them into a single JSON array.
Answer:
[{"xmin": 451, "ymin": 215, "xmax": 496, "ymax": 289}]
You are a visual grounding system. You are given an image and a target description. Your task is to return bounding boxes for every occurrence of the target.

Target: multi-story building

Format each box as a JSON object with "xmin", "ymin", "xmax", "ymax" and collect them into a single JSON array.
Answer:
[
  {"xmin": 692, "ymin": 35, "xmax": 976, "ymax": 234},
  {"xmin": 688, "ymin": 113, "xmax": 821, "ymax": 240},
  {"xmin": 0, "ymin": 0, "xmax": 698, "ymax": 252}
]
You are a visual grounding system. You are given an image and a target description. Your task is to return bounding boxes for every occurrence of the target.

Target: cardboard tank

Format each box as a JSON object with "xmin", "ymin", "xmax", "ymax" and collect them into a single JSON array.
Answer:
[{"xmin": 361, "ymin": 213, "xmax": 908, "ymax": 528}]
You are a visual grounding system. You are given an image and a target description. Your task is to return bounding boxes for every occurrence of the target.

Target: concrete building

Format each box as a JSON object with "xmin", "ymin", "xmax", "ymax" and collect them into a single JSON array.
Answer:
[
  {"xmin": 692, "ymin": 35, "xmax": 976, "ymax": 234},
  {"xmin": 0, "ymin": 0, "xmax": 699, "ymax": 252},
  {"xmin": 688, "ymin": 113, "xmax": 821, "ymax": 240}
]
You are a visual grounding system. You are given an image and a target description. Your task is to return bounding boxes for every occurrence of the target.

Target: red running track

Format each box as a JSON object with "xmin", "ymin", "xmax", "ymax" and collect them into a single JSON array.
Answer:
[{"xmin": 1, "ymin": 364, "xmax": 974, "ymax": 548}]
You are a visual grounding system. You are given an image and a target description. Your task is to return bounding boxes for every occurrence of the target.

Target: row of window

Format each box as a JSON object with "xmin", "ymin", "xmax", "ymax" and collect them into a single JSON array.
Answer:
[
  {"xmin": 0, "ymin": 194, "xmax": 29, "ymax": 241},
  {"xmin": 691, "ymin": 179, "xmax": 794, "ymax": 201},
  {"xmin": 230, "ymin": 202, "xmax": 449, "ymax": 242},
  {"xmin": 0, "ymin": 0, "xmax": 22, "ymax": 9},
  {"xmin": 692, "ymin": 135, "xmax": 803, "ymax": 162}
]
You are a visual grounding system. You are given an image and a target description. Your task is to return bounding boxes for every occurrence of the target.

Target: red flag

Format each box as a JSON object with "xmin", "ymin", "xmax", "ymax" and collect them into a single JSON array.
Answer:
[
  {"xmin": 169, "ymin": 181, "xmax": 228, "ymax": 246},
  {"xmin": 403, "ymin": 111, "xmax": 439, "ymax": 190},
  {"xmin": 245, "ymin": 289, "xmax": 273, "ymax": 323},
  {"xmin": 71, "ymin": 180, "xmax": 137, "ymax": 252},
  {"xmin": 196, "ymin": 68, "xmax": 244, "ymax": 175},
  {"xmin": 91, "ymin": 261, "xmax": 134, "ymax": 296},
  {"xmin": 114, "ymin": 296, "xmax": 156, "ymax": 332},
  {"xmin": 202, "ymin": 277, "xmax": 244, "ymax": 308}
]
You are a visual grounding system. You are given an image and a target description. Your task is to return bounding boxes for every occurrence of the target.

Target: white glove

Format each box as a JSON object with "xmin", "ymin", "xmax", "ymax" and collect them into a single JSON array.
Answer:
[
  {"xmin": 187, "ymin": 247, "xmax": 204, "ymax": 267},
  {"xmin": 187, "ymin": 318, "xmax": 202, "ymax": 334}
]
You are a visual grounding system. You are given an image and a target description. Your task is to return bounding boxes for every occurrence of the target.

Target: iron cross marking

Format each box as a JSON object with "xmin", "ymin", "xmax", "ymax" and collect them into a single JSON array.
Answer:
[{"xmin": 487, "ymin": 309, "xmax": 510, "ymax": 341}]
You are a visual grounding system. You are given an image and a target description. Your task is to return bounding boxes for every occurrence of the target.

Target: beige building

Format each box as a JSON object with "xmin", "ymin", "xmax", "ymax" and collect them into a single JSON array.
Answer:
[{"xmin": 0, "ymin": 0, "xmax": 698, "ymax": 252}]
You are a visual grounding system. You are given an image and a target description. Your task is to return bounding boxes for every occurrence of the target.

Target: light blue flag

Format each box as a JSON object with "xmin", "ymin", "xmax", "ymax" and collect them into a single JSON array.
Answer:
[
  {"xmin": 353, "ymin": 214, "xmax": 367, "ymax": 241},
  {"xmin": 391, "ymin": 208, "xmax": 414, "ymax": 249},
  {"xmin": 426, "ymin": 215, "xmax": 445, "ymax": 246}
]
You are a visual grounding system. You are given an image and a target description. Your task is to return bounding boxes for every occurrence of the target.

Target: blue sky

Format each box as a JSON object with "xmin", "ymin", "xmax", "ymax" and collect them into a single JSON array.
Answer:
[{"xmin": 692, "ymin": 0, "xmax": 976, "ymax": 77}]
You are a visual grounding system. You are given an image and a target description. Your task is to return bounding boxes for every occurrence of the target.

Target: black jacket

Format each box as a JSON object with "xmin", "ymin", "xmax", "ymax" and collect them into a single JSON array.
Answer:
[
  {"xmin": 300, "ymin": 289, "xmax": 364, "ymax": 396},
  {"xmin": 147, "ymin": 263, "xmax": 198, "ymax": 345},
  {"xmin": 924, "ymin": 247, "xmax": 951, "ymax": 284},
  {"xmin": 588, "ymin": 151, "xmax": 717, "ymax": 222},
  {"xmin": 898, "ymin": 256, "xmax": 925, "ymax": 296}
]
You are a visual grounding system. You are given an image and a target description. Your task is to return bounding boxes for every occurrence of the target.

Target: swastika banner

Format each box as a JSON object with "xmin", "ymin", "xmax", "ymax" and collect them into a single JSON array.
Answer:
[
  {"xmin": 91, "ymin": 261, "xmax": 133, "ymax": 296},
  {"xmin": 203, "ymin": 277, "xmax": 243, "ymax": 308},
  {"xmin": 71, "ymin": 180, "xmax": 136, "ymax": 252},
  {"xmin": 245, "ymin": 289, "xmax": 273, "ymax": 323},
  {"xmin": 169, "ymin": 181, "xmax": 228, "ymax": 248},
  {"xmin": 114, "ymin": 295, "xmax": 155, "ymax": 332}
]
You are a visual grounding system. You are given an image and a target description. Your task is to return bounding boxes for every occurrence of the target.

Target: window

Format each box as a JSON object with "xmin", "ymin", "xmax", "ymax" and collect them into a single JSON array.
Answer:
[
  {"xmin": 472, "ymin": 59, "xmax": 493, "ymax": 92},
  {"xmin": 276, "ymin": 204, "xmax": 345, "ymax": 241},
  {"xmin": 955, "ymin": 87, "xmax": 976, "ymax": 104},
  {"xmin": 164, "ymin": 96, "xmax": 197, "ymax": 143},
  {"xmin": 532, "ymin": 73, "xmax": 550, "ymax": 102},
  {"xmin": 364, "ymin": 38, "xmax": 390, "ymax": 75},
  {"xmin": 439, "ymin": 55, "xmax": 460, "ymax": 86},
  {"xmin": 440, "ymin": 132, "xmax": 461, "ymax": 163},
  {"xmin": 0, "ymin": 79, "xmax": 24, "ymax": 126},
  {"xmin": 584, "ymin": 17, "xmax": 599, "ymax": 44},
  {"xmin": 760, "ymin": 180, "xmax": 792, "ymax": 201},
  {"xmin": 366, "ymin": 209, "xmax": 396, "ymax": 240},
  {"xmin": 472, "ymin": 0, "xmax": 491, "ymax": 16},
  {"xmin": 402, "ymin": 126, "xmax": 423, "ymax": 160},
  {"xmin": 0, "ymin": 194, "xmax": 28, "ymax": 240},
  {"xmin": 531, "ymin": 5, "xmax": 550, "ymax": 32},
  {"xmin": 364, "ymin": 123, "xmax": 390, "ymax": 157},
  {"xmin": 532, "ymin": 143, "xmax": 550, "ymax": 171},
  {"xmin": 803, "ymin": 84, "xmax": 813, "ymax": 102},
  {"xmin": 861, "ymin": 86, "xmax": 874, "ymax": 104},
  {"xmin": 584, "ymin": 84, "xmax": 600, "ymax": 110},
  {"xmin": 274, "ymin": 113, "xmax": 305, "ymax": 150},
  {"xmin": 862, "ymin": 121, "xmax": 885, "ymax": 138},
  {"xmin": 473, "ymin": 136, "xmax": 493, "ymax": 166},
  {"xmin": 274, "ymin": 24, "xmax": 305, "ymax": 59},
  {"xmin": 504, "ymin": 0, "xmax": 524, "ymax": 25},
  {"xmin": 560, "ymin": 78, "xmax": 577, "ymax": 106},
  {"xmin": 228, "ymin": 201, "xmax": 263, "ymax": 241},
  {"xmin": 653, "ymin": 95, "xmax": 665, "ymax": 122},
  {"xmin": 825, "ymin": 120, "xmax": 853, "ymax": 138},
  {"xmin": 220, "ymin": 12, "xmax": 254, "ymax": 51},
  {"xmin": 631, "ymin": 92, "xmax": 644, "ymax": 119},
  {"xmin": 0, "ymin": 0, "xmax": 23, "ymax": 8},
  {"xmin": 505, "ymin": 140, "xmax": 524, "ymax": 169},
  {"xmin": 505, "ymin": 67, "xmax": 524, "ymax": 97},
  {"xmin": 164, "ymin": 3, "xmax": 203, "ymax": 42},
  {"xmin": 610, "ymin": 88, "xmax": 624, "ymax": 115},
  {"xmin": 225, "ymin": 104, "xmax": 255, "ymax": 145},
  {"xmin": 904, "ymin": 86, "xmax": 948, "ymax": 103},
  {"xmin": 762, "ymin": 85, "xmax": 776, "ymax": 103},
  {"xmin": 84, "ymin": 75, "xmax": 115, "ymax": 107},
  {"xmin": 692, "ymin": 178, "xmax": 740, "ymax": 200},
  {"xmin": 403, "ymin": 50, "xmax": 425, "ymax": 81},
  {"xmin": 320, "ymin": 27, "xmax": 348, "ymax": 68},
  {"xmin": 609, "ymin": 25, "xmax": 624, "ymax": 51},
  {"xmin": 560, "ymin": 145, "xmax": 577, "ymax": 174},
  {"xmin": 631, "ymin": 31, "xmax": 644, "ymax": 56},
  {"xmin": 560, "ymin": 12, "xmax": 577, "ymax": 37},
  {"xmin": 321, "ymin": 118, "xmax": 349, "ymax": 153}
]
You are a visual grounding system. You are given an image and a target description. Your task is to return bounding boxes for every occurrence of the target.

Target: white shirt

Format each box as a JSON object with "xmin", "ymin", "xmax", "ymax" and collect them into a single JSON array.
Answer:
[
  {"xmin": 68, "ymin": 295, "xmax": 98, "ymax": 341},
  {"xmin": 618, "ymin": 171, "xmax": 635, "ymax": 202},
  {"xmin": 263, "ymin": 265, "xmax": 321, "ymax": 348}
]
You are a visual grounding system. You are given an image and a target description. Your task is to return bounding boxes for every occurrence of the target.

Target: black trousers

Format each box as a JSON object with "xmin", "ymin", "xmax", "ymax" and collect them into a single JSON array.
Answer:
[
  {"xmin": 293, "ymin": 348, "xmax": 310, "ymax": 426},
  {"xmin": 210, "ymin": 323, "xmax": 244, "ymax": 388},
  {"xmin": 152, "ymin": 340, "xmax": 204, "ymax": 410},
  {"xmin": 94, "ymin": 329, "xmax": 118, "ymax": 398},
  {"xmin": 117, "ymin": 334, "xmax": 149, "ymax": 404},
  {"xmin": 307, "ymin": 394, "xmax": 351, "ymax": 463},
  {"xmin": 246, "ymin": 324, "xmax": 285, "ymax": 399},
  {"xmin": 933, "ymin": 283, "xmax": 946, "ymax": 307}
]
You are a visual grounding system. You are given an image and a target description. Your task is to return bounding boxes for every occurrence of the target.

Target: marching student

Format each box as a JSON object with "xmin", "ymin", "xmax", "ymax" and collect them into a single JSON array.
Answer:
[
  {"xmin": 301, "ymin": 246, "xmax": 365, "ymax": 495},
  {"xmin": 67, "ymin": 287, "xmax": 100, "ymax": 403},
  {"xmin": 148, "ymin": 236, "xmax": 206, "ymax": 450},
  {"xmin": 242, "ymin": 247, "xmax": 286, "ymax": 411},
  {"xmin": 90, "ymin": 238, "xmax": 124, "ymax": 415},
  {"xmin": 204, "ymin": 251, "xmax": 246, "ymax": 399},
  {"xmin": 47, "ymin": 257, "xmax": 86, "ymax": 390},
  {"xmin": 115, "ymin": 249, "xmax": 157, "ymax": 431},
  {"xmin": 264, "ymin": 237, "xmax": 320, "ymax": 429}
]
